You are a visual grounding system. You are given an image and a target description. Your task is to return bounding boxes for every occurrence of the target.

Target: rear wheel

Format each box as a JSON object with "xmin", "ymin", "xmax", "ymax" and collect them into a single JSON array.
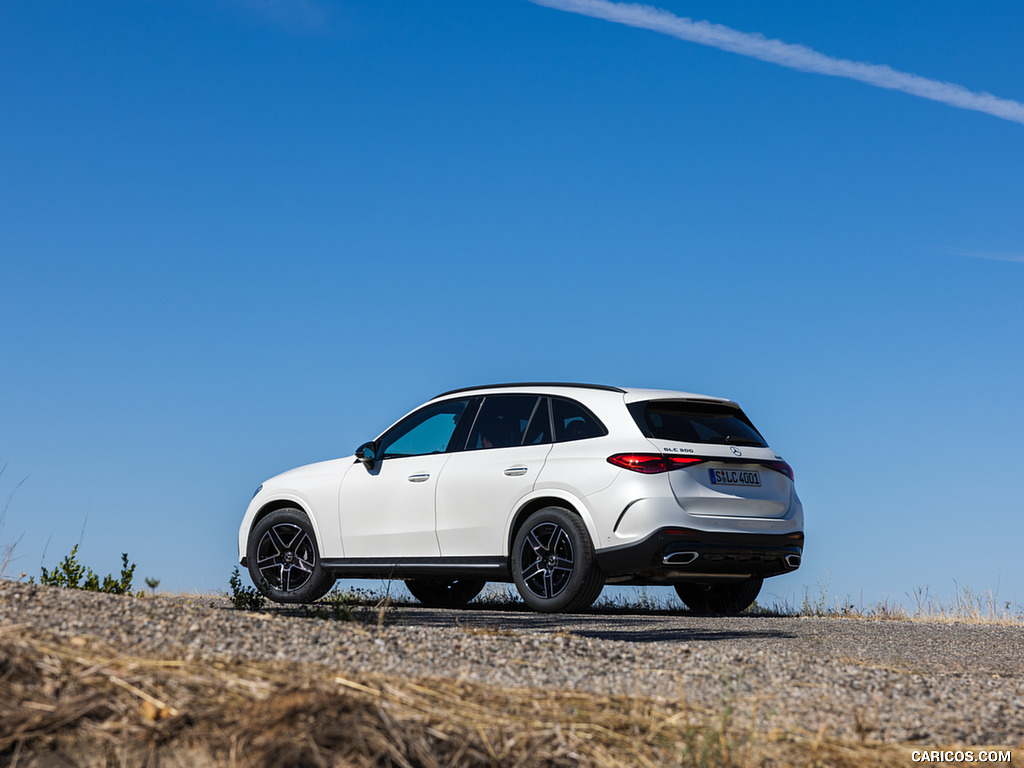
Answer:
[
  {"xmin": 674, "ymin": 577, "xmax": 763, "ymax": 615},
  {"xmin": 405, "ymin": 578, "xmax": 486, "ymax": 608},
  {"xmin": 512, "ymin": 507, "xmax": 604, "ymax": 613},
  {"xmin": 247, "ymin": 508, "xmax": 335, "ymax": 604}
]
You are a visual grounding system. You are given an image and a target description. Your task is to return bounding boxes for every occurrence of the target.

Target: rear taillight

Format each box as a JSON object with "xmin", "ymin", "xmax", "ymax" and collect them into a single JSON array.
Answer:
[
  {"xmin": 607, "ymin": 454, "xmax": 706, "ymax": 474},
  {"xmin": 762, "ymin": 459, "xmax": 795, "ymax": 481},
  {"xmin": 665, "ymin": 456, "xmax": 707, "ymax": 470}
]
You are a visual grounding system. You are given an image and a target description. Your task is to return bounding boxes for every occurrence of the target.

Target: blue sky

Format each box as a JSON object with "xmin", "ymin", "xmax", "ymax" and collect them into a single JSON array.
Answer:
[{"xmin": 2, "ymin": 0, "xmax": 1022, "ymax": 609}]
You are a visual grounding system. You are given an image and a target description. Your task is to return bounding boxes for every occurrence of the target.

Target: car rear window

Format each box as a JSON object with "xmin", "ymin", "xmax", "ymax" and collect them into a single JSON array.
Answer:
[{"xmin": 627, "ymin": 400, "xmax": 767, "ymax": 447}]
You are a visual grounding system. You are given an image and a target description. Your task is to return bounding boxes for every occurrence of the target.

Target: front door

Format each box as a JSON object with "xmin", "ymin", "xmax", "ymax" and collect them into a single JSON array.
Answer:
[
  {"xmin": 339, "ymin": 398, "xmax": 471, "ymax": 559},
  {"xmin": 339, "ymin": 453, "xmax": 451, "ymax": 558}
]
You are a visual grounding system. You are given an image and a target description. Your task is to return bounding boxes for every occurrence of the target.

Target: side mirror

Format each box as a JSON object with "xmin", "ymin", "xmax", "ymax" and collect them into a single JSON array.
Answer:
[{"xmin": 354, "ymin": 441, "xmax": 378, "ymax": 468}]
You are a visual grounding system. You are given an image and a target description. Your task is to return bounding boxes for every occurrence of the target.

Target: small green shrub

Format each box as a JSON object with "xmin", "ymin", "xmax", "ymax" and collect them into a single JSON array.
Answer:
[
  {"xmin": 39, "ymin": 545, "xmax": 136, "ymax": 595},
  {"xmin": 229, "ymin": 566, "xmax": 266, "ymax": 611}
]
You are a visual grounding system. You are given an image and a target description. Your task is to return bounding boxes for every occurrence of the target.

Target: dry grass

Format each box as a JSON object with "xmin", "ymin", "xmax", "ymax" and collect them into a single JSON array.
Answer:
[
  {"xmin": 754, "ymin": 576, "xmax": 1024, "ymax": 626},
  {"xmin": 902, "ymin": 583, "xmax": 1024, "ymax": 626},
  {"xmin": 447, "ymin": 580, "xmax": 1024, "ymax": 626},
  {"xmin": 0, "ymin": 465, "xmax": 28, "ymax": 580},
  {"xmin": 0, "ymin": 626, "xmax": 997, "ymax": 768}
]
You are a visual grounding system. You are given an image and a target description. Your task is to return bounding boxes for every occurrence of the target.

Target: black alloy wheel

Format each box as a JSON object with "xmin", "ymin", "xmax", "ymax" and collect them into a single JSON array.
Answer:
[
  {"xmin": 247, "ymin": 508, "xmax": 335, "ymax": 604},
  {"xmin": 405, "ymin": 578, "xmax": 487, "ymax": 608},
  {"xmin": 512, "ymin": 507, "xmax": 604, "ymax": 613},
  {"xmin": 674, "ymin": 577, "xmax": 763, "ymax": 615}
]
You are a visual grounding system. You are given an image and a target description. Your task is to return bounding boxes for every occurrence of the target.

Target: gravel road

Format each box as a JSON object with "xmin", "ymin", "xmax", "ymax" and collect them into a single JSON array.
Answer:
[{"xmin": 2, "ymin": 580, "xmax": 1022, "ymax": 747}]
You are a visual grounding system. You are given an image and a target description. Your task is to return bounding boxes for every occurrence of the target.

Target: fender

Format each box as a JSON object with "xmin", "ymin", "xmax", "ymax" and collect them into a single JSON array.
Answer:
[
  {"xmin": 240, "ymin": 490, "xmax": 335, "ymax": 562},
  {"xmin": 503, "ymin": 488, "xmax": 601, "ymax": 557}
]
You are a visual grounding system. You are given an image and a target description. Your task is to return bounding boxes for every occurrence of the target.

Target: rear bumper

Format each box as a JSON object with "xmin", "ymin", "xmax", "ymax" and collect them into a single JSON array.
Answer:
[{"xmin": 595, "ymin": 527, "xmax": 804, "ymax": 582}]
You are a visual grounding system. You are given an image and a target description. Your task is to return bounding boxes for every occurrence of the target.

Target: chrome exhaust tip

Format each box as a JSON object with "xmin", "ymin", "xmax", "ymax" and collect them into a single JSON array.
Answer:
[
  {"xmin": 663, "ymin": 551, "xmax": 699, "ymax": 566},
  {"xmin": 785, "ymin": 554, "xmax": 802, "ymax": 569}
]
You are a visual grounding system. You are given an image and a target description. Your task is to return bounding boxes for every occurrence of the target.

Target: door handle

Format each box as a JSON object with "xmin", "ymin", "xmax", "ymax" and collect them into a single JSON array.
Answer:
[
  {"xmin": 504, "ymin": 466, "xmax": 528, "ymax": 477},
  {"xmin": 407, "ymin": 473, "xmax": 430, "ymax": 483}
]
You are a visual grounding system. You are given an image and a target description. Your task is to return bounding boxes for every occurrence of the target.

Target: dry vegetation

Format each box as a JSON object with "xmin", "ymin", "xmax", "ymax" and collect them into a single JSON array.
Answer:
[
  {"xmin": 467, "ymin": 581, "xmax": 1024, "ymax": 627},
  {"xmin": 1, "ymin": 625, "xmax": 1000, "ymax": 768},
  {"xmin": 1, "ymin": 524, "xmax": 1019, "ymax": 765}
]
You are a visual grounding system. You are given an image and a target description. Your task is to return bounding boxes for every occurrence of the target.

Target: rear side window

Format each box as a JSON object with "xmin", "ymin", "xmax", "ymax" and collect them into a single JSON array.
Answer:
[
  {"xmin": 552, "ymin": 398, "xmax": 607, "ymax": 442},
  {"xmin": 467, "ymin": 395, "xmax": 544, "ymax": 450},
  {"xmin": 523, "ymin": 398, "xmax": 552, "ymax": 445},
  {"xmin": 628, "ymin": 401, "xmax": 767, "ymax": 447}
]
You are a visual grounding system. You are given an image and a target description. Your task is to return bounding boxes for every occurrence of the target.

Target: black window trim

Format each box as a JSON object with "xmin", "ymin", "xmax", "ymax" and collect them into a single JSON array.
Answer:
[
  {"xmin": 379, "ymin": 391, "xmax": 610, "ymax": 457},
  {"xmin": 531, "ymin": 397, "xmax": 555, "ymax": 445}
]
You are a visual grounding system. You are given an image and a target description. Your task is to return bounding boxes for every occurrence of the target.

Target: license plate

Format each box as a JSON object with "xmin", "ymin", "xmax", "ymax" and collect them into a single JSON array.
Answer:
[{"xmin": 709, "ymin": 468, "xmax": 761, "ymax": 487}]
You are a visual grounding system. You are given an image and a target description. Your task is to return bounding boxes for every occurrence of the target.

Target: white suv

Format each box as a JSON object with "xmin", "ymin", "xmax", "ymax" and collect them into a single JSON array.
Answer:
[{"xmin": 238, "ymin": 383, "xmax": 803, "ymax": 614}]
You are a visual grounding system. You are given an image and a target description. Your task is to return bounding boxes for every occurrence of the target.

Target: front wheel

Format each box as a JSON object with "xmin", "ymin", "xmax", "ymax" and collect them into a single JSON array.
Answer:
[
  {"xmin": 405, "ymin": 578, "xmax": 486, "ymax": 608},
  {"xmin": 512, "ymin": 507, "xmax": 604, "ymax": 613},
  {"xmin": 247, "ymin": 508, "xmax": 335, "ymax": 604},
  {"xmin": 674, "ymin": 577, "xmax": 763, "ymax": 615}
]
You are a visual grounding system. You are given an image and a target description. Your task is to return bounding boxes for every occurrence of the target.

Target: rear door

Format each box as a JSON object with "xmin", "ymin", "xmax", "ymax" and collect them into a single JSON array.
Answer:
[{"xmin": 435, "ymin": 395, "xmax": 552, "ymax": 556}]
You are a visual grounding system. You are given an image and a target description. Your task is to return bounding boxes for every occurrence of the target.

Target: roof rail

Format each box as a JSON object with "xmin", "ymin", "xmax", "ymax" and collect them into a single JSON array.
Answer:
[{"xmin": 434, "ymin": 382, "xmax": 625, "ymax": 398}]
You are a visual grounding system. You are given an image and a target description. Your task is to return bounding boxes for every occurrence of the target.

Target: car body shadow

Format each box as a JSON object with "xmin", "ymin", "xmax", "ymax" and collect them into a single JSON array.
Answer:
[{"xmin": 384, "ymin": 605, "xmax": 798, "ymax": 643}]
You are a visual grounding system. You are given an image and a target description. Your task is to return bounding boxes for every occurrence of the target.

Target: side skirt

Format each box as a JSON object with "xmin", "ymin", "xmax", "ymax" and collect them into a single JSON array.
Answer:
[{"xmin": 320, "ymin": 556, "xmax": 510, "ymax": 581}]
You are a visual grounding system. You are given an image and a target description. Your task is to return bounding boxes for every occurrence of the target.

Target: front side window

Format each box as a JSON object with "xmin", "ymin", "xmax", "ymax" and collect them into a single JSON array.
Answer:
[
  {"xmin": 628, "ymin": 400, "xmax": 767, "ymax": 447},
  {"xmin": 379, "ymin": 399, "xmax": 470, "ymax": 458},
  {"xmin": 467, "ymin": 395, "xmax": 543, "ymax": 450}
]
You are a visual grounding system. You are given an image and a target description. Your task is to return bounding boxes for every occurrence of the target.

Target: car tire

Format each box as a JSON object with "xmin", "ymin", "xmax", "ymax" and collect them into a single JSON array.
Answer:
[
  {"xmin": 247, "ymin": 508, "xmax": 336, "ymax": 604},
  {"xmin": 405, "ymin": 578, "xmax": 487, "ymax": 608},
  {"xmin": 674, "ymin": 577, "xmax": 763, "ymax": 615},
  {"xmin": 512, "ymin": 507, "xmax": 604, "ymax": 613}
]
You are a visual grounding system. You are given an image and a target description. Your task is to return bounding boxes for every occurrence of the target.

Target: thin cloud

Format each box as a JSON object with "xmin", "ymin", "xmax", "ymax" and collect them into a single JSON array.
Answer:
[
  {"xmin": 955, "ymin": 250, "xmax": 1024, "ymax": 264},
  {"xmin": 530, "ymin": 0, "xmax": 1024, "ymax": 126},
  {"xmin": 229, "ymin": 0, "xmax": 329, "ymax": 32}
]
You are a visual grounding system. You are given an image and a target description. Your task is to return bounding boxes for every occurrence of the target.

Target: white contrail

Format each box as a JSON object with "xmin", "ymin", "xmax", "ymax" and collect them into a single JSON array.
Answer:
[
  {"xmin": 958, "ymin": 250, "xmax": 1024, "ymax": 264},
  {"xmin": 530, "ymin": 0, "xmax": 1024, "ymax": 126}
]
